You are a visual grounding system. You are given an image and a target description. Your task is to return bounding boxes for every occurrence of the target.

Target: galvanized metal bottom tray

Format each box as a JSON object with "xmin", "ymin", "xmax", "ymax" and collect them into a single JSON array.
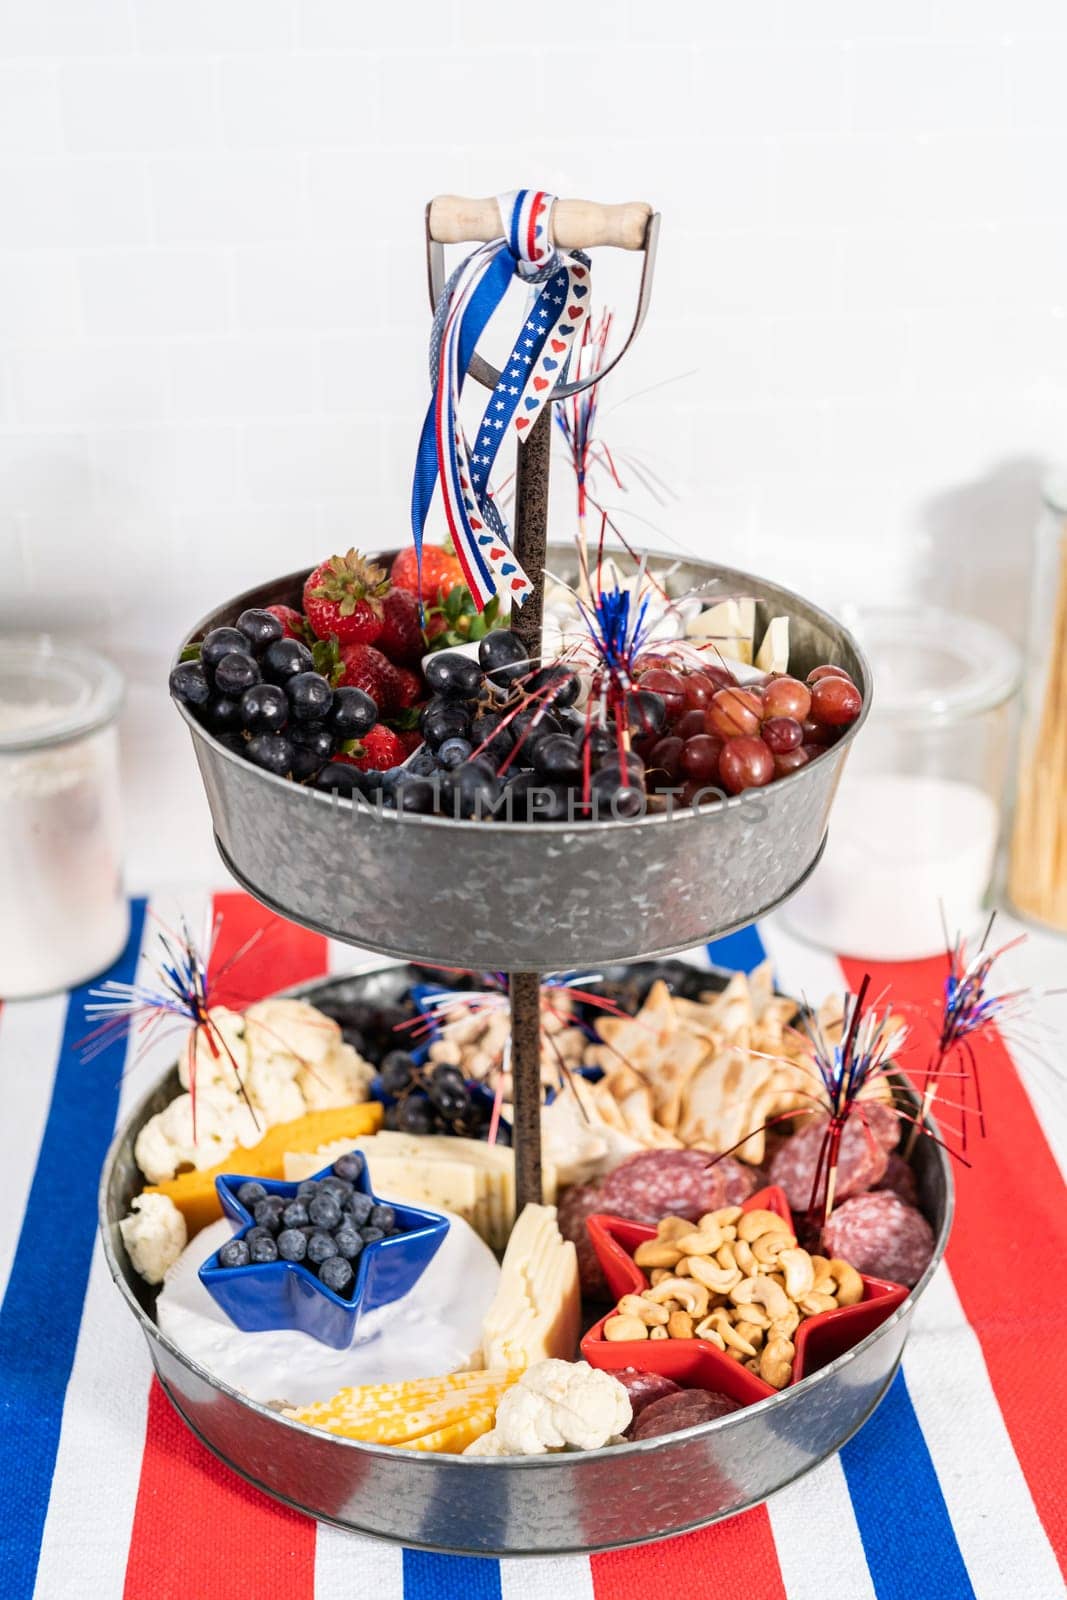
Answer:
[{"xmin": 100, "ymin": 961, "xmax": 952, "ymax": 1557}]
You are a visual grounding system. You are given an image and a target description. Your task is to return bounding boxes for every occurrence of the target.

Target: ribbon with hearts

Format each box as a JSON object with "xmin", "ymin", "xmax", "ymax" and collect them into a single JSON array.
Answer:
[{"xmin": 410, "ymin": 189, "xmax": 591, "ymax": 611}]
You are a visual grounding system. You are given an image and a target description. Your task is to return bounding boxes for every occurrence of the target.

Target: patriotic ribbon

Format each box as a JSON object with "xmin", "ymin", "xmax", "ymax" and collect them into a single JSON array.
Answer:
[{"xmin": 411, "ymin": 189, "xmax": 591, "ymax": 611}]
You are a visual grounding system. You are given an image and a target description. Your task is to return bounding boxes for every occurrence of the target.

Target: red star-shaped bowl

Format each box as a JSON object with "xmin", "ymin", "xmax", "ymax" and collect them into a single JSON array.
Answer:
[{"xmin": 580, "ymin": 1185, "xmax": 908, "ymax": 1404}]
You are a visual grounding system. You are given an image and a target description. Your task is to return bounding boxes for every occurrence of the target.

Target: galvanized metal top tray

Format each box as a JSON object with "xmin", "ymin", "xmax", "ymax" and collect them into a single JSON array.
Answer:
[
  {"xmin": 100, "ymin": 960, "xmax": 950, "ymax": 1557},
  {"xmin": 176, "ymin": 547, "xmax": 870, "ymax": 971}
]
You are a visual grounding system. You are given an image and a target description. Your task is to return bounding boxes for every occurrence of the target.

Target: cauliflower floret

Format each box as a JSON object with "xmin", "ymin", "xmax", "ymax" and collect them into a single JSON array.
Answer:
[
  {"xmin": 296, "ymin": 1041, "xmax": 375, "ymax": 1111},
  {"xmin": 489, "ymin": 1361, "xmax": 631, "ymax": 1456},
  {"xmin": 243, "ymin": 998, "xmax": 341, "ymax": 1069},
  {"xmin": 134, "ymin": 1092, "xmax": 246, "ymax": 1184},
  {"xmin": 463, "ymin": 1428, "xmax": 512, "ymax": 1456},
  {"xmin": 244, "ymin": 1054, "xmax": 307, "ymax": 1125},
  {"xmin": 119, "ymin": 1193, "xmax": 187, "ymax": 1284},
  {"xmin": 178, "ymin": 1007, "xmax": 249, "ymax": 1097}
]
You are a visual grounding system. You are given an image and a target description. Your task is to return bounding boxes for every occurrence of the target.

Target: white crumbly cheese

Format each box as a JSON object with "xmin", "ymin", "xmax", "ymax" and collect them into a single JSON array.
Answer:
[
  {"xmin": 119, "ymin": 1193, "xmax": 187, "ymax": 1285},
  {"xmin": 468, "ymin": 1361, "xmax": 631, "ymax": 1457}
]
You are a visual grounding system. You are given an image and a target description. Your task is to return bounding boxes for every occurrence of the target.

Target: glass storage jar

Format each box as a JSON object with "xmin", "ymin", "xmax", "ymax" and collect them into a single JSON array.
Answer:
[
  {"xmin": 782, "ymin": 605, "xmax": 1020, "ymax": 960},
  {"xmin": 1009, "ymin": 470, "xmax": 1067, "ymax": 932},
  {"xmin": 0, "ymin": 636, "xmax": 127, "ymax": 997}
]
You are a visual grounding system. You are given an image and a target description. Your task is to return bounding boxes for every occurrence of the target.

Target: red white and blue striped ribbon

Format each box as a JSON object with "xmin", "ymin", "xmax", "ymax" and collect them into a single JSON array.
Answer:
[
  {"xmin": 2, "ymin": 893, "xmax": 1065, "ymax": 1598},
  {"xmin": 411, "ymin": 189, "xmax": 590, "ymax": 612}
]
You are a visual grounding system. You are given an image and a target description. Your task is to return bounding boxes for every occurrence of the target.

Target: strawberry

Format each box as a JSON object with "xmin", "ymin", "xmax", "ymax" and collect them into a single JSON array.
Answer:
[
  {"xmin": 396, "ymin": 729, "xmax": 422, "ymax": 757},
  {"xmin": 378, "ymin": 587, "xmax": 426, "ymax": 665},
  {"xmin": 337, "ymin": 642, "xmax": 400, "ymax": 712},
  {"xmin": 390, "ymin": 666, "xmax": 424, "ymax": 711},
  {"xmin": 265, "ymin": 604, "xmax": 307, "ymax": 642},
  {"xmin": 346, "ymin": 723, "xmax": 407, "ymax": 772},
  {"xmin": 390, "ymin": 543, "xmax": 464, "ymax": 606},
  {"xmin": 303, "ymin": 549, "xmax": 389, "ymax": 645}
]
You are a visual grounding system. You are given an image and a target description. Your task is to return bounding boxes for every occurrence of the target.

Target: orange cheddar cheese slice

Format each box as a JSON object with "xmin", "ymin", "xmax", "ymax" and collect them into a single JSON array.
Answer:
[{"xmin": 284, "ymin": 1370, "xmax": 517, "ymax": 1447}]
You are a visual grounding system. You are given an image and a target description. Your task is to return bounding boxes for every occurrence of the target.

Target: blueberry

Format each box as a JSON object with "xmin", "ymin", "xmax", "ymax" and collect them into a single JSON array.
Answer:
[
  {"xmin": 360, "ymin": 1226, "xmax": 385, "ymax": 1245},
  {"xmin": 169, "ymin": 660, "xmax": 212, "ymax": 708},
  {"xmin": 244, "ymin": 1226, "xmax": 274, "ymax": 1250},
  {"xmin": 313, "ymin": 761, "xmax": 365, "ymax": 798},
  {"xmin": 369, "ymin": 1203, "xmax": 396, "ymax": 1232},
  {"xmin": 246, "ymin": 733, "xmax": 294, "ymax": 777},
  {"xmin": 282, "ymin": 1199, "xmax": 310, "ymax": 1229},
  {"xmin": 277, "ymin": 1227, "xmax": 307, "ymax": 1262},
  {"xmin": 332, "ymin": 1152, "xmax": 364, "ymax": 1183},
  {"xmin": 319, "ymin": 1255, "xmax": 355, "ymax": 1296},
  {"xmin": 202, "ymin": 627, "xmax": 254, "ymax": 670},
  {"xmin": 437, "ymin": 736, "xmax": 472, "ymax": 770},
  {"xmin": 202, "ymin": 694, "xmax": 243, "ymax": 734},
  {"xmin": 286, "ymin": 670, "xmax": 333, "ymax": 723},
  {"xmin": 214, "ymin": 651, "xmax": 261, "ymax": 697},
  {"xmin": 262, "ymin": 637, "xmax": 314, "ymax": 684},
  {"xmin": 307, "ymin": 1230, "xmax": 339, "ymax": 1265},
  {"xmin": 379, "ymin": 1049, "xmax": 416, "ymax": 1096},
  {"xmin": 308, "ymin": 1192, "xmax": 342, "ymax": 1230},
  {"xmin": 333, "ymin": 1225, "xmax": 364, "ymax": 1261},
  {"xmin": 218, "ymin": 1238, "xmax": 250, "ymax": 1268},
  {"xmin": 406, "ymin": 746, "xmax": 439, "ymax": 778},
  {"xmin": 249, "ymin": 1232, "xmax": 279, "ymax": 1263},
  {"xmin": 478, "ymin": 628, "xmax": 529, "ymax": 686},
  {"xmin": 329, "ymin": 686, "xmax": 377, "ymax": 739},
  {"xmin": 318, "ymin": 1175, "xmax": 353, "ymax": 1203},
  {"xmin": 254, "ymin": 1196, "xmax": 286, "ymax": 1232},
  {"xmin": 237, "ymin": 607, "xmax": 284, "ymax": 652},
  {"xmin": 240, "ymin": 682, "xmax": 288, "ymax": 734},
  {"xmin": 394, "ymin": 775, "xmax": 436, "ymax": 814},
  {"xmin": 296, "ymin": 1180, "xmax": 318, "ymax": 1200},
  {"xmin": 533, "ymin": 733, "xmax": 582, "ymax": 782},
  {"xmin": 425, "ymin": 652, "xmax": 483, "ymax": 699},
  {"xmin": 346, "ymin": 1191, "xmax": 374, "ymax": 1226}
]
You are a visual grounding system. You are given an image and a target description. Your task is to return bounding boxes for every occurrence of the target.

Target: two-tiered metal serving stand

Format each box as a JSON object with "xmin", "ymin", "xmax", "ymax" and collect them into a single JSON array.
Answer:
[{"xmin": 100, "ymin": 196, "xmax": 952, "ymax": 1554}]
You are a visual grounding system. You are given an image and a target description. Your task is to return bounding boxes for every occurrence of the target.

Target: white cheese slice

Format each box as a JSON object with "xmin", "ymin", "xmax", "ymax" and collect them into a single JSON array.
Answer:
[
  {"xmin": 755, "ymin": 615, "xmax": 790, "ymax": 674},
  {"xmin": 686, "ymin": 597, "xmax": 756, "ymax": 663},
  {"xmin": 480, "ymin": 1204, "xmax": 580, "ymax": 1371}
]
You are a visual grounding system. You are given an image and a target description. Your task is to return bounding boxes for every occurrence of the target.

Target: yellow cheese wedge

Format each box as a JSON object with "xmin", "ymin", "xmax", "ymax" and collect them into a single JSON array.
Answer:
[
  {"xmin": 143, "ymin": 1102, "xmax": 382, "ymax": 1236},
  {"xmin": 284, "ymin": 1370, "xmax": 517, "ymax": 1445},
  {"xmin": 480, "ymin": 1204, "xmax": 580, "ymax": 1370},
  {"xmin": 687, "ymin": 597, "xmax": 755, "ymax": 663},
  {"xmin": 754, "ymin": 615, "xmax": 790, "ymax": 674}
]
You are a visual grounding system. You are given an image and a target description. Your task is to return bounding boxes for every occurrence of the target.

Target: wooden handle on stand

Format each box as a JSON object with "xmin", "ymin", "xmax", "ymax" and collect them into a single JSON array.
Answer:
[{"xmin": 428, "ymin": 195, "xmax": 652, "ymax": 251}]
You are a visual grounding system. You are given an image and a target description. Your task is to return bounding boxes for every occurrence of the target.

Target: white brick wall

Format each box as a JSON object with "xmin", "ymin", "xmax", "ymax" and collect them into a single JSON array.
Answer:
[{"xmin": 2, "ymin": 0, "xmax": 1066, "ymax": 885}]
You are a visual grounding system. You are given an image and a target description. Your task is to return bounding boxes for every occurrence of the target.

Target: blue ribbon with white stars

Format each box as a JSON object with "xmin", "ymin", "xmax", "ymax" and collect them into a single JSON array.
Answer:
[{"xmin": 410, "ymin": 190, "xmax": 591, "ymax": 612}]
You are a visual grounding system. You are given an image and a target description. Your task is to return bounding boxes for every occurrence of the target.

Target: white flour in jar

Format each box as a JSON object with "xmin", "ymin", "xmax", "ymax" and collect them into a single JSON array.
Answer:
[
  {"xmin": 0, "ymin": 700, "xmax": 128, "ymax": 997},
  {"xmin": 783, "ymin": 772, "xmax": 1000, "ymax": 961}
]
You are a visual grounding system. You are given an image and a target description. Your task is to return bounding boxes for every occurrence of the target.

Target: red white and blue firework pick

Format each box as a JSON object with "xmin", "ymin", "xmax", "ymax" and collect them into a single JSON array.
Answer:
[{"xmin": 81, "ymin": 911, "xmax": 265, "ymax": 1138}]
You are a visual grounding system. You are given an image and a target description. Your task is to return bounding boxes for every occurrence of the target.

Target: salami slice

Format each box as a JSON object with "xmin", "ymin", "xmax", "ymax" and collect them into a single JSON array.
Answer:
[
  {"xmin": 615, "ymin": 1369, "xmax": 681, "ymax": 1422},
  {"xmin": 556, "ymin": 1183, "xmax": 609, "ymax": 1297},
  {"xmin": 822, "ymin": 1190, "xmax": 934, "ymax": 1287},
  {"xmin": 718, "ymin": 1154, "xmax": 763, "ymax": 1205},
  {"xmin": 630, "ymin": 1388, "xmax": 740, "ymax": 1440},
  {"xmin": 874, "ymin": 1152, "xmax": 919, "ymax": 1208},
  {"xmin": 768, "ymin": 1102, "xmax": 900, "ymax": 1212},
  {"xmin": 597, "ymin": 1149, "xmax": 729, "ymax": 1224}
]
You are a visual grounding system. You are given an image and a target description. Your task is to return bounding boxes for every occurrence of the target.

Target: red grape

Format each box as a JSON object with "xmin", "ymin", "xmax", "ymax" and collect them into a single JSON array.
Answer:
[
  {"xmin": 706, "ymin": 687, "xmax": 763, "ymax": 740},
  {"xmin": 773, "ymin": 746, "xmax": 810, "ymax": 776},
  {"xmin": 679, "ymin": 777, "xmax": 723, "ymax": 807},
  {"xmin": 682, "ymin": 670, "xmax": 718, "ymax": 711},
  {"xmin": 675, "ymin": 709, "xmax": 707, "ymax": 740},
  {"xmin": 638, "ymin": 668, "xmax": 687, "ymax": 722},
  {"xmin": 680, "ymin": 734, "xmax": 724, "ymax": 782},
  {"xmin": 810, "ymin": 674, "xmax": 862, "ymax": 726},
  {"xmin": 762, "ymin": 674, "xmax": 811, "ymax": 721},
  {"xmin": 801, "ymin": 716, "xmax": 836, "ymax": 746},
  {"xmin": 701, "ymin": 662, "xmax": 738, "ymax": 692},
  {"xmin": 647, "ymin": 735, "xmax": 684, "ymax": 785},
  {"xmin": 719, "ymin": 736, "xmax": 774, "ymax": 793},
  {"xmin": 806, "ymin": 664, "xmax": 854, "ymax": 686},
  {"xmin": 761, "ymin": 716, "xmax": 803, "ymax": 754}
]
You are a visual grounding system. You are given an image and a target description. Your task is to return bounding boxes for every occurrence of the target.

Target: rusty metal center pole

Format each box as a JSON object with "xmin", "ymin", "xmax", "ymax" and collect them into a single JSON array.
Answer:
[{"xmin": 508, "ymin": 401, "xmax": 553, "ymax": 1210}]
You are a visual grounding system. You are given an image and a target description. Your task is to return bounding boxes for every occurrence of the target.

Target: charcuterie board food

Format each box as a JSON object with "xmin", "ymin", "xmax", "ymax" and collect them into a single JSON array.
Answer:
[{"xmin": 102, "ymin": 956, "xmax": 951, "ymax": 1550}]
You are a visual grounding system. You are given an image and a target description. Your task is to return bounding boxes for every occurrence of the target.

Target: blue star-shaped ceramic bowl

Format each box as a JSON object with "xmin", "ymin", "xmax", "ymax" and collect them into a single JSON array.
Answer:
[{"xmin": 198, "ymin": 1150, "xmax": 449, "ymax": 1350}]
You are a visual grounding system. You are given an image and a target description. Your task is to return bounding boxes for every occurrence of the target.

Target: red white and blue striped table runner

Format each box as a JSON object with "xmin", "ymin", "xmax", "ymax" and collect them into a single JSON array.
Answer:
[{"xmin": 1, "ymin": 891, "xmax": 1063, "ymax": 1600}]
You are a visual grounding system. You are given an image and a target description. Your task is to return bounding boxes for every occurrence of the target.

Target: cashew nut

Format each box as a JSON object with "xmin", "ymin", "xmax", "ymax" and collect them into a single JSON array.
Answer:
[
  {"xmin": 649, "ymin": 1324, "xmax": 668, "ymax": 1340},
  {"xmin": 733, "ymin": 1239, "xmax": 758, "ymax": 1276},
  {"xmin": 644, "ymin": 1277, "xmax": 710, "ymax": 1317},
  {"xmin": 634, "ymin": 1239, "xmax": 683, "ymax": 1270},
  {"xmin": 672, "ymin": 1226, "xmax": 724, "ymax": 1256},
  {"xmin": 798, "ymin": 1290, "xmax": 838, "ymax": 1317},
  {"xmin": 692, "ymin": 1316, "xmax": 727, "ymax": 1349},
  {"xmin": 667, "ymin": 1309, "xmax": 694, "ymax": 1340},
  {"xmin": 734, "ymin": 1319, "xmax": 765, "ymax": 1351},
  {"xmin": 769, "ymin": 1309, "xmax": 800, "ymax": 1339},
  {"xmin": 730, "ymin": 1273, "xmax": 793, "ymax": 1322},
  {"xmin": 649, "ymin": 1267, "xmax": 671, "ymax": 1286},
  {"xmin": 703, "ymin": 1310, "xmax": 758, "ymax": 1357},
  {"xmin": 702, "ymin": 1207, "xmax": 742, "ymax": 1229},
  {"xmin": 656, "ymin": 1216, "xmax": 694, "ymax": 1242},
  {"xmin": 780, "ymin": 1247, "xmax": 816, "ymax": 1302},
  {"xmin": 829, "ymin": 1259, "xmax": 864, "ymax": 1307},
  {"xmin": 759, "ymin": 1335, "xmax": 795, "ymax": 1389},
  {"xmin": 604, "ymin": 1314, "xmax": 648, "ymax": 1342},
  {"xmin": 752, "ymin": 1231, "xmax": 795, "ymax": 1267},
  {"xmin": 618, "ymin": 1293, "xmax": 670, "ymax": 1326},
  {"xmin": 738, "ymin": 1208, "xmax": 793, "ymax": 1243},
  {"xmin": 687, "ymin": 1255, "xmax": 743, "ymax": 1296},
  {"xmin": 715, "ymin": 1241, "xmax": 739, "ymax": 1273}
]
